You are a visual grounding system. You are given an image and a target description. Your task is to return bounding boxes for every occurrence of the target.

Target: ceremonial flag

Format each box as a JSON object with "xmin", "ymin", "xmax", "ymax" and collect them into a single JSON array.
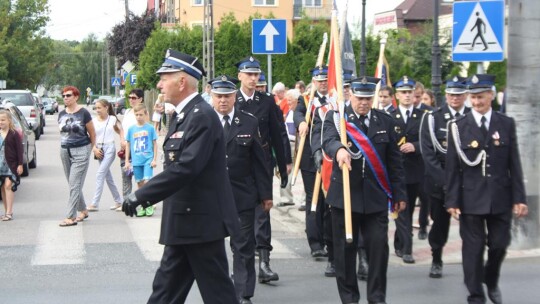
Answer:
[
  {"xmin": 373, "ymin": 36, "xmax": 396, "ymax": 109},
  {"xmin": 340, "ymin": 7, "xmax": 357, "ymax": 77}
]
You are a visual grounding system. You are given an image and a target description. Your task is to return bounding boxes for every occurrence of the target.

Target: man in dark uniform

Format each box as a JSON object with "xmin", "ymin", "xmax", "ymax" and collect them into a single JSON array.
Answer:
[
  {"xmin": 295, "ymin": 65, "xmax": 335, "ymax": 276},
  {"xmin": 234, "ymin": 56, "xmax": 290, "ymax": 283},
  {"xmin": 446, "ymin": 74, "xmax": 528, "ymax": 304},
  {"xmin": 388, "ymin": 76, "xmax": 423, "ymax": 264},
  {"xmin": 420, "ymin": 76, "xmax": 469, "ymax": 278},
  {"xmin": 378, "ymin": 86, "xmax": 395, "ymax": 113},
  {"xmin": 121, "ymin": 49, "xmax": 239, "ymax": 304},
  {"xmin": 323, "ymin": 76, "xmax": 407, "ymax": 304},
  {"xmin": 210, "ymin": 75, "xmax": 273, "ymax": 304}
]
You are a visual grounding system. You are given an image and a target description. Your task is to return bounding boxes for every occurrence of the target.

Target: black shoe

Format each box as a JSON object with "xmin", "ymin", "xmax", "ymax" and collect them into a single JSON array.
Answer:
[
  {"xmin": 298, "ymin": 204, "xmax": 306, "ymax": 211},
  {"xmin": 418, "ymin": 228, "xmax": 427, "ymax": 240},
  {"xmin": 239, "ymin": 299, "xmax": 253, "ymax": 304},
  {"xmin": 395, "ymin": 249, "xmax": 403, "ymax": 258},
  {"xmin": 277, "ymin": 202, "xmax": 294, "ymax": 207},
  {"xmin": 311, "ymin": 249, "xmax": 327, "ymax": 258},
  {"xmin": 429, "ymin": 262, "xmax": 443, "ymax": 278},
  {"xmin": 486, "ymin": 286, "xmax": 502, "ymax": 304},
  {"xmin": 324, "ymin": 262, "xmax": 336, "ymax": 277},
  {"xmin": 402, "ymin": 254, "xmax": 415, "ymax": 264}
]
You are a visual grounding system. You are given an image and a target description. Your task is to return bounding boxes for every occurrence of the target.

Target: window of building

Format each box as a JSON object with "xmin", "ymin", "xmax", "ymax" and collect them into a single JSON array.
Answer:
[
  {"xmin": 254, "ymin": 0, "xmax": 277, "ymax": 6},
  {"xmin": 192, "ymin": 0, "xmax": 203, "ymax": 6},
  {"xmin": 303, "ymin": 0, "xmax": 322, "ymax": 7}
]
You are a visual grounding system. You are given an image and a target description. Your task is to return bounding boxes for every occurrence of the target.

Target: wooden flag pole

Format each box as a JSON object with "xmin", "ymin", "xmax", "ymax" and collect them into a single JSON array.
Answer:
[{"xmin": 291, "ymin": 33, "xmax": 328, "ymax": 186}]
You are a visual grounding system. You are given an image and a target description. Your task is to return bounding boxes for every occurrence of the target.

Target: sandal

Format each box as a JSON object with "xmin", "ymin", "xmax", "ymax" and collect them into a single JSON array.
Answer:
[
  {"xmin": 2, "ymin": 214, "xmax": 13, "ymax": 221},
  {"xmin": 87, "ymin": 205, "xmax": 99, "ymax": 212},
  {"xmin": 59, "ymin": 218, "xmax": 77, "ymax": 227},
  {"xmin": 75, "ymin": 211, "xmax": 89, "ymax": 222}
]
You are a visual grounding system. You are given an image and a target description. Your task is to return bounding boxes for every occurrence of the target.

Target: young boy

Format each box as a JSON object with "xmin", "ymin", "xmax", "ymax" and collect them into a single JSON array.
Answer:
[{"xmin": 125, "ymin": 104, "xmax": 158, "ymax": 217}]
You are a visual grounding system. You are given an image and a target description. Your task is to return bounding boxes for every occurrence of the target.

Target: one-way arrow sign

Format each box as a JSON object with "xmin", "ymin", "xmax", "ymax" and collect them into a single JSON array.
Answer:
[{"xmin": 252, "ymin": 19, "xmax": 287, "ymax": 54}]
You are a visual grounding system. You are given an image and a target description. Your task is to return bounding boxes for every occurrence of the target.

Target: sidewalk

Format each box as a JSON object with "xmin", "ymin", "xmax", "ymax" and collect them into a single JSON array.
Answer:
[{"xmin": 270, "ymin": 174, "xmax": 540, "ymax": 266}]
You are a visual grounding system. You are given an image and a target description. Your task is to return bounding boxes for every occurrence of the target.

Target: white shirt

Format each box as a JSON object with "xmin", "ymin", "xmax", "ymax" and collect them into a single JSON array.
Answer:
[
  {"xmin": 240, "ymin": 89, "xmax": 255, "ymax": 102},
  {"xmin": 175, "ymin": 92, "xmax": 199, "ymax": 115},
  {"xmin": 471, "ymin": 108, "xmax": 492, "ymax": 130},
  {"xmin": 215, "ymin": 108, "xmax": 235, "ymax": 128},
  {"xmin": 285, "ymin": 110, "xmax": 296, "ymax": 141},
  {"xmin": 447, "ymin": 105, "xmax": 465, "ymax": 118},
  {"xmin": 353, "ymin": 110, "xmax": 371, "ymax": 128},
  {"xmin": 122, "ymin": 108, "xmax": 137, "ymax": 135},
  {"xmin": 94, "ymin": 116, "xmax": 118, "ymax": 144},
  {"xmin": 398, "ymin": 105, "xmax": 413, "ymax": 124}
]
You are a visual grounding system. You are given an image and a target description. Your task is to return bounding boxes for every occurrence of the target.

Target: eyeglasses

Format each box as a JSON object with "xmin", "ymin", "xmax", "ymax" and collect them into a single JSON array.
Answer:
[
  {"xmin": 129, "ymin": 96, "xmax": 139, "ymax": 100},
  {"xmin": 62, "ymin": 94, "xmax": 73, "ymax": 98}
]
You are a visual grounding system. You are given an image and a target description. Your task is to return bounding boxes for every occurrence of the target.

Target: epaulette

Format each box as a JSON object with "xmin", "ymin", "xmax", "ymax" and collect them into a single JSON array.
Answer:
[
  {"xmin": 454, "ymin": 114, "xmax": 467, "ymax": 122},
  {"xmin": 430, "ymin": 107, "xmax": 443, "ymax": 114},
  {"xmin": 372, "ymin": 108, "xmax": 392, "ymax": 118}
]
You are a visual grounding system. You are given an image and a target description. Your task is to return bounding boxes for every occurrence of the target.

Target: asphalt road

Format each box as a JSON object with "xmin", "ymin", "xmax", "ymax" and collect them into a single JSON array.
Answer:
[{"xmin": 1, "ymin": 112, "xmax": 539, "ymax": 304}]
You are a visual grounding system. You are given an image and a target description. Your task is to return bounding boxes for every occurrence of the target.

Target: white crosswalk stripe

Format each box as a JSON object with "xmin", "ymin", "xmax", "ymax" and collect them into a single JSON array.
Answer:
[
  {"xmin": 32, "ymin": 221, "xmax": 85, "ymax": 265},
  {"xmin": 126, "ymin": 217, "xmax": 164, "ymax": 261}
]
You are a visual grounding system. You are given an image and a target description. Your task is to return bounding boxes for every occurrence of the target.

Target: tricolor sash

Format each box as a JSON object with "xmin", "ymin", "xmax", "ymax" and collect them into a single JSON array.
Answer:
[
  {"xmin": 345, "ymin": 116, "xmax": 394, "ymax": 211},
  {"xmin": 318, "ymin": 104, "xmax": 334, "ymax": 193}
]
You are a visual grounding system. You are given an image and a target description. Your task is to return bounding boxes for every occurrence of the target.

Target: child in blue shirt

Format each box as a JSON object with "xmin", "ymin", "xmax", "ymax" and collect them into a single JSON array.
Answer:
[{"xmin": 125, "ymin": 104, "xmax": 158, "ymax": 217}]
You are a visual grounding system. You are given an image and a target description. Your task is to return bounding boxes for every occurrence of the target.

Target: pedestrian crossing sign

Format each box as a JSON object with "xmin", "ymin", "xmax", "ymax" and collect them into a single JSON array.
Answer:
[{"xmin": 452, "ymin": 0, "xmax": 505, "ymax": 62}]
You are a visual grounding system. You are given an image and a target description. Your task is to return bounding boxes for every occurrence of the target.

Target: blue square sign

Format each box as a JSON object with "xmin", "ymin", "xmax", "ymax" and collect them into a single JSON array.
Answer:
[
  {"xmin": 252, "ymin": 19, "xmax": 287, "ymax": 54},
  {"xmin": 452, "ymin": 0, "xmax": 505, "ymax": 62}
]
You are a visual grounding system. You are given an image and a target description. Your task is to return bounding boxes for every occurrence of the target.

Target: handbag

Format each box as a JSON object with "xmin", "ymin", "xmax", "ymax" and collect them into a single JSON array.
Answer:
[{"xmin": 95, "ymin": 117, "xmax": 109, "ymax": 160}]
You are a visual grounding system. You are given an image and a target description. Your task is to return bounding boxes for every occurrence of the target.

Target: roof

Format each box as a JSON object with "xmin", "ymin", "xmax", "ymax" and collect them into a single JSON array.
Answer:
[{"xmin": 395, "ymin": 0, "xmax": 453, "ymax": 21}]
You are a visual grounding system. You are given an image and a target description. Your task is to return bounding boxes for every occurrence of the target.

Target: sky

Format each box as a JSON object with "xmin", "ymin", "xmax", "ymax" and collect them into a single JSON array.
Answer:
[{"xmin": 45, "ymin": 0, "xmax": 403, "ymax": 42}]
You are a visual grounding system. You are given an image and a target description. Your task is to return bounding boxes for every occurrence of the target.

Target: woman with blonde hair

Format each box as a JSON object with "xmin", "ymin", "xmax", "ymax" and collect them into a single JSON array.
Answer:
[{"xmin": 0, "ymin": 109, "xmax": 23, "ymax": 221}]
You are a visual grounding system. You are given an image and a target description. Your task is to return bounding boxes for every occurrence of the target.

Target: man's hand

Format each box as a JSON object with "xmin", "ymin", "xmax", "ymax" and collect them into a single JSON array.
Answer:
[
  {"xmin": 399, "ymin": 142, "xmax": 415, "ymax": 154},
  {"xmin": 280, "ymin": 174, "xmax": 288, "ymax": 188},
  {"xmin": 298, "ymin": 122, "xmax": 308, "ymax": 137},
  {"xmin": 447, "ymin": 207, "xmax": 461, "ymax": 221},
  {"xmin": 394, "ymin": 201, "xmax": 407, "ymax": 213},
  {"xmin": 122, "ymin": 193, "xmax": 147, "ymax": 217},
  {"xmin": 336, "ymin": 148, "xmax": 351, "ymax": 171},
  {"xmin": 261, "ymin": 199, "xmax": 273, "ymax": 212},
  {"xmin": 513, "ymin": 203, "xmax": 528, "ymax": 218},
  {"xmin": 313, "ymin": 149, "xmax": 323, "ymax": 171}
]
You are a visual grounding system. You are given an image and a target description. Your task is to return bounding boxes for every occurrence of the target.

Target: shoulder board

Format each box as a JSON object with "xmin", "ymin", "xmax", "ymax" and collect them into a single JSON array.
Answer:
[
  {"xmin": 431, "ymin": 107, "xmax": 443, "ymax": 114},
  {"xmin": 454, "ymin": 114, "xmax": 467, "ymax": 122},
  {"xmin": 372, "ymin": 108, "xmax": 392, "ymax": 118}
]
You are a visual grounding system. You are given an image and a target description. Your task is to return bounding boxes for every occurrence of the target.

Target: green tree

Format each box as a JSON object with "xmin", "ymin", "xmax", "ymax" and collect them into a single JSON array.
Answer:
[{"xmin": 0, "ymin": 0, "xmax": 52, "ymax": 89}]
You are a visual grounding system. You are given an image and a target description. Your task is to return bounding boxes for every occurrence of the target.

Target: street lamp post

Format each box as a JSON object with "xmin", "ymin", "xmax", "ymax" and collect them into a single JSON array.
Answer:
[
  {"xmin": 431, "ymin": 0, "xmax": 442, "ymax": 106},
  {"xmin": 359, "ymin": 0, "xmax": 367, "ymax": 76}
]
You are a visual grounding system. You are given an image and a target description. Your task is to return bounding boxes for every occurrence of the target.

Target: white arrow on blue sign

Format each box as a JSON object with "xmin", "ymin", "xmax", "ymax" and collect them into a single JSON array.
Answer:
[
  {"xmin": 452, "ymin": 0, "xmax": 505, "ymax": 62},
  {"xmin": 252, "ymin": 19, "xmax": 287, "ymax": 54}
]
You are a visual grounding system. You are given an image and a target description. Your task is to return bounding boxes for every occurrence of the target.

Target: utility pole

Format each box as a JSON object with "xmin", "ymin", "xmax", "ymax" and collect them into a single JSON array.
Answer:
[
  {"xmin": 107, "ymin": 50, "xmax": 111, "ymax": 95},
  {"xmin": 359, "ymin": 0, "xmax": 367, "ymax": 76},
  {"xmin": 124, "ymin": 0, "xmax": 129, "ymax": 20},
  {"xmin": 431, "ymin": 0, "xmax": 442, "ymax": 106},
  {"xmin": 507, "ymin": 0, "xmax": 540, "ymax": 248},
  {"xmin": 202, "ymin": 0, "xmax": 215, "ymax": 84}
]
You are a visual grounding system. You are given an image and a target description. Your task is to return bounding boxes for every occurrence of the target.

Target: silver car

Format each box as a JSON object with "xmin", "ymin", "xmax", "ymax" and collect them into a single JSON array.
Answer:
[{"xmin": 0, "ymin": 90, "xmax": 43, "ymax": 140}]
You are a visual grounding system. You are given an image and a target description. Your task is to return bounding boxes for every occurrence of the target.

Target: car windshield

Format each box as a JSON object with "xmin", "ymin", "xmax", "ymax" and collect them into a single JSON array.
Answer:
[{"xmin": 0, "ymin": 92, "xmax": 34, "ymax": 106}]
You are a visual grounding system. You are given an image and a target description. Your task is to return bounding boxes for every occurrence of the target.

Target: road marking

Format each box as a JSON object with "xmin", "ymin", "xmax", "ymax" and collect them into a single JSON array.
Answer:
[
  {"xmin": 126, "ymin": 218, "xmax": 164, "ymax": 261},
  {"xmin": 32, "ymin": 221, "xmax": 85, "ymax": 265}
]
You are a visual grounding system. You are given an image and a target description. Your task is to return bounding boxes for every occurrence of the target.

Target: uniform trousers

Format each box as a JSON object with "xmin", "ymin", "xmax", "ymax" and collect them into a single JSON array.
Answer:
[
  {"xmin": 394, "ymin": 183, "xmax": 417, "ymax": 255},
  {"xmin": 91, "ymin": 143, "xmax": 122, "ymax": 207},
  {"xmin": 60, "ymin": 144, "xmax": 91, "ymax": 219},
  {"xmin": 254, "ymin": 204, "xmax": 273, "ymax": 251},
  {"xmin": 148, "ymin": 240, "xmax": 238, "ymax": 304},
  {"xmin": 460, "ymin": 212, "xmax": 511, "ymax": 304},
  {"xmin": 301, "ymin": 169, "xmax": 326, "ymax": 252},
  {"xmin": 428, "ymin": 190, "xmax": 451, "ymax": 262},
  {"xmin": 231, "ymin": 208, "xmax": 256, "ymax": 300},
  {"xmin": 417, "ymin": 179, "xmax": 431, "ymax": 229},
  {"xmin": 332, "ymin": 208, "xmax": 389, "ymax": 304}
]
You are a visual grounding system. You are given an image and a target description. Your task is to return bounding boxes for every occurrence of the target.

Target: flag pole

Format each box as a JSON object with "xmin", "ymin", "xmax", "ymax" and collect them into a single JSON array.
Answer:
[
  {"xmin": 372, "ymin": 33, "xmax": 388, "ymax": 109},
  {"xmin": 291, "ymin": 33, "xmax": 328, "ymax": 186},
  {"xmin": 331, "ymin": 8, "xmax": 353, "ymax": 243}
]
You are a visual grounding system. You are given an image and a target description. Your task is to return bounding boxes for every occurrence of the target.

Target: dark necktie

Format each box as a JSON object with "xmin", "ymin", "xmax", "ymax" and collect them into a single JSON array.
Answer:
[
  {"xmin": 455, "ymin": 112, "xmax": 461, "ymax": 118},
  {"xmin": 360, "ymin": 115, "xmax": 369, "ymax": 133},
  {"xmin": 319, "ymin": 96, "xmax": 326, "ymax": 104},
  {"xmin": 246, "ymin": 98, "xmax": 253, "ymax": 105},
  {"xmin": 480, "ymin": 116, "xmax": 488, "ymax": 137},
  {"xmin": 223, "ymin": 115, "xmax": 231, "ymax": 138},
  {"xmin": 405, "ymin": 110, "xmax": 410, "ymax": 123}
]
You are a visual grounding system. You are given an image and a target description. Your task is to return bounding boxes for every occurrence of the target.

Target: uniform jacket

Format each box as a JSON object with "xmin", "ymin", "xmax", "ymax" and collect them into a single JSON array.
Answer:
[
  {"xmin": 293, "ymin": 94, "xmax": 317, "ymax": 172},
  {"xmin": 420, "ymin": 106, "xmax": 470, "ymax": 193},
  {"xmin": 389, "ymin": 106, "xmax": 424, "ymax": 184},
  {"xmin": 445, "ymin": 112, "xmax": 526, "ymax": 214},
  {"xmin": 135, "ymin": 94, "xmax": 239, "ymax": 245},
  {"xmin": 225, "ymin": 110, "xmax": 272, "ymax": 212},
  {"xmin": 236, "ymin": 90, "xmax": 291, "ymax": 175},
  {"xmin": 323, "ymin": 107, "xmax": 407, "ymax": 214}
]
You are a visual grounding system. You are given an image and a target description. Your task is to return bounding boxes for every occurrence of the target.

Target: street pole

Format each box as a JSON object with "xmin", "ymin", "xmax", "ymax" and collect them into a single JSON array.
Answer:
[
  {"xmin": 359, "ymin": 0, "xmax": 367, "ymax": 76},
  {"xmin": 431, "ymin": 0, "xmax": 442, "ymax": 106},
  {"xmin": 267, "ymin": 54, "xmax": 272, "ymax": 91}
]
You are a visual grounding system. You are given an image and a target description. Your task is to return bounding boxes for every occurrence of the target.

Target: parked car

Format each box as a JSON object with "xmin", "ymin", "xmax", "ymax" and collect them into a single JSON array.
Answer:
[
  {"xmin": 0, "ymin": 103, "xmax": 37, "ymax": 176},
  {"xmin": 0, "ymin": 90, "xmax": 43, "ymax": 139},
  {"xmin": 92, "ymin": 95, "xmax": 114, "ymax": 110},
  {"xmin": 32, "ymin": 93, "xmax": 46, "ymax": 128},
  {"xmin": 42, "ymin": 97, "xmax": 56, "ymax": 114},
  {"xmin": 114, "ymin": 97, "xmax": 127, "ymax": 114}
]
